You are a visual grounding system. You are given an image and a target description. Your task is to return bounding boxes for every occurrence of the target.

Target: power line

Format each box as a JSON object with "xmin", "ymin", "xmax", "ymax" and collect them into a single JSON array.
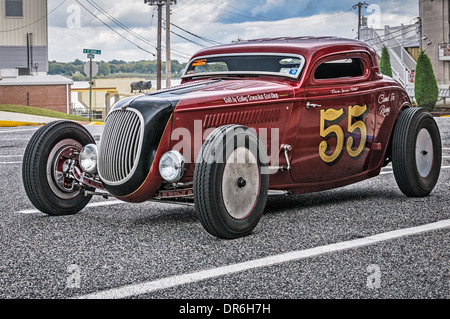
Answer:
[
  {"xmin": 363, "ymin": 24, "xmax": 418, "ymax": 47},
  {"xmin": 75, "ymin": 0, "xmax": 156, "ymax": 56},
  {"xmin": 87, "ymin": 0, "xmax": 191, "ymax": 59},
  {"xmin": 81, "ymin": 0, "xmax": 191, "ymax": 60},
  {"xmin": 167, "ymin": 27, "xmax": 208, "ymax": 48},
  {"xmin": 86, "ymin": 0, "xmax": 159, "ymax": 51},
  {"xmin": 168, "ymin": 22, "xmax": 222, "ymax": 46}
]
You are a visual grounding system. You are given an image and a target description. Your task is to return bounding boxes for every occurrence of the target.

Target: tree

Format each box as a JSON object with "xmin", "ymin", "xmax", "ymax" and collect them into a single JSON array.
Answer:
[
  {"xmin": 98, "ymin": 62, "xmax": 111, "ymax": 77},
  {"xmin": 48, "ymin": 62, "xmax": 65, "ymax": 75},
  {"xmin": 73, "ymin": 59, "xmax": 84, "ymax": 66},
  {"xmin": 380, "ymin": 45, "xmax": 393, "ymax": 77},
  {"xmin": 72, "ymin": 73, "xmax": 87, "ymax": 81},
  {"xmin": 63, "ymin": 63, "xmax": 75, "ymax": 76},
  {"xmin": 415, "ymin": 50, "xmax": 439, "ymax": 112}
]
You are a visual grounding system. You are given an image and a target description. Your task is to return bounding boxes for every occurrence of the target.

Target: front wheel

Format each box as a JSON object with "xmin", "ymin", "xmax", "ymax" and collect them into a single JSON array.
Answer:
[
  {"xmin": 194, "ymin": 125, "xmax": 269, "ymax": 239},
  {"xmin": 392, "ymin": 108, "xmax": 442, "ymax": 197},
  {"xmin": 22, "ymin": 121, "xmax": 95, "ymax": 215}
]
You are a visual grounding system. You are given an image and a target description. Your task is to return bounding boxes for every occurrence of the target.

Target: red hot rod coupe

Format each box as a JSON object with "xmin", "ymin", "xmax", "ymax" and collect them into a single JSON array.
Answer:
[{"xmin": 22, "ymin": 37, "xmax": 442, "ymax": 239}]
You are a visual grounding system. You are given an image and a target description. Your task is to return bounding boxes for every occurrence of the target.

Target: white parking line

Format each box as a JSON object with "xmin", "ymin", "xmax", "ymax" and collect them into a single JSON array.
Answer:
[
  {"xmin": 0, "ymin": 162, "xmax": 22, "ymax": 165},
  {"xmin": 380, "ymin": 165, "xmax": 450, "ymax": 175},
  {"xmin": 0, "ymin": 129, "xmax": 38, "ymax": 134},
  {"xmin": 0, "ymin": 155, "xmax": 23, "ymax": 158},
  {"xmin": 76, "ymin": 219, "xmax": 450, "ymax": 299},
  {"xmin": 16, "ymin": 200, "xmax": 126, "ymax": 214}
]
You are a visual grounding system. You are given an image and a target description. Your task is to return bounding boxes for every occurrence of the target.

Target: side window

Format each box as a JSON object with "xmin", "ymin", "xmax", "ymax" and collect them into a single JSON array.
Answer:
[
  {"xmin": 5, "ymin": 0, "xmax": 23, "ymax": 17},
  {"xmin": 314, "ymin": 58, "xmax": 365, "ymax": 80}
]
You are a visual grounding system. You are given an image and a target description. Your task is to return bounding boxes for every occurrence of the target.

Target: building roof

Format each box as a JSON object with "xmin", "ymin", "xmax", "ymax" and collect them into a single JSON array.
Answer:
[
  {"xmin": 0, "ymin": 75, "xmax": 73, "ymax": 86},
  {"xmin": 190, "ymin": 37, "xmax": 376, "ymax": 62}
]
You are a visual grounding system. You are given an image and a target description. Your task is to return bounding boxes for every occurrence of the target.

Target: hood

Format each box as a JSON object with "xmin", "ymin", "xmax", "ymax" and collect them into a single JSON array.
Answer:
[{"xmin": 145, "ymin": 78, "xmax": 297, "ymax": 111}]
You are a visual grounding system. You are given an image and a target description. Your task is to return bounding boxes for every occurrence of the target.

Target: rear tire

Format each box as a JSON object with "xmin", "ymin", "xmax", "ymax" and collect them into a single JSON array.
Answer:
[
  {"xmin": 194, "ymin": 125, "xmax": 269, "ymax": 239},
  {"xmin": 392, "ymin": 108, "xmax": 442, "ymax": 197},
  {"xmin": 22, "ymin": 121, "xmax": 95, "ymax": 215}
]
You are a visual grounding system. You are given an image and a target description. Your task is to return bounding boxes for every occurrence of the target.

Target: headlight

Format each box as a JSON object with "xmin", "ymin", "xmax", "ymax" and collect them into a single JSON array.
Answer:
[
  {"xmin": 159, "ymin": 151, "xmax": 186, "ymax": 183},
  {"xmin": 79, "ymin": 144, "xmax": 98, "ymax": 174}
]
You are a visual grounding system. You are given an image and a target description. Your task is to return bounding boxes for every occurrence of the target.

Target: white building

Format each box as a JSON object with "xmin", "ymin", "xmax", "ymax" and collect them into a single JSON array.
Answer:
[
  {"xmin": 361, "ymin": 24, "xmax": 420, "ymax": 88},
  {"xmin": 0, "ymin": 0, "xmax": 48, "ymax": 77}
]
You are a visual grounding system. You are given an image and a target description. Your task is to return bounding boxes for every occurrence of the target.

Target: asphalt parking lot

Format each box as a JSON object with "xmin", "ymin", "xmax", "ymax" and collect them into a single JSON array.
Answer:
[{"xmin": 0, "ymin": 119, "xmax": 449, "ymax": 302}]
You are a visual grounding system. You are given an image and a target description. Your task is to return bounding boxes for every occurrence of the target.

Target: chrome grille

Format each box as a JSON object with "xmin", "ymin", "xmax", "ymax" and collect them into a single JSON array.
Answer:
[{"xmin": 98, "ymin": 109, "xmax": 144, "ymax": 185}]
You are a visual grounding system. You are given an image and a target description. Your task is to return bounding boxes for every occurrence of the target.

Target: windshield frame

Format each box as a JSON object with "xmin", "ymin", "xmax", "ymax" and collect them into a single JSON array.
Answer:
[{"xmin": 182, "ymin": 53, "xmax": 306, "ymax": 80}]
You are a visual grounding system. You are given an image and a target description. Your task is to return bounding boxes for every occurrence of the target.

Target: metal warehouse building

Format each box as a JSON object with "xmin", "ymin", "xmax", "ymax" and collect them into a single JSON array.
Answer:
[
  {"xmin": 0, "ymin": 0, "xmax": 72, "ymax": 114},
  {"xmin": 0, "ymin": 0, "xmax": 48, "ymax": 75}
]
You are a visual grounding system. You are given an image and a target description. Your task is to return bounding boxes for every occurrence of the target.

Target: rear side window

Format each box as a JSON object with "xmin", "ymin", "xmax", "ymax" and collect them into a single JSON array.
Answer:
[{"xmin": 314, "ymin": 58, "xmax": 365, "ymax": 80}]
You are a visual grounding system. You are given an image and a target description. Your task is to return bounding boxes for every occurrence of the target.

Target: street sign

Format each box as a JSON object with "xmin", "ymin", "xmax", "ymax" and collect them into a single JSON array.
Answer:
[
  {"xmin": 83, "ymin": 49, "xmax": 102, "ymax": 55},
  {"xmin": 87, "ymin": 53, "xmax": 95, "ymax": 59},
  {"xmin": 84, "ymin": 61, "xmax": 99, "ymax": 77},
  {"xmin": 438, "ymin": 43, "xmax": 450, "ymax": 61}
]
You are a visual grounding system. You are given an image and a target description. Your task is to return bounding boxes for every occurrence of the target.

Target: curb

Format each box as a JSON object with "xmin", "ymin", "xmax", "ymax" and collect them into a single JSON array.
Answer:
[
  {"xmin": 0, "ymin": 120, "xmax": 44, "ymax": 127},
  {"xmin": 75, "ymin": 121, "xmax": 104, "ymax": 126},
  {"xmin": 0, "ymin": 120, "xmax": 103, "ymax": 128}
]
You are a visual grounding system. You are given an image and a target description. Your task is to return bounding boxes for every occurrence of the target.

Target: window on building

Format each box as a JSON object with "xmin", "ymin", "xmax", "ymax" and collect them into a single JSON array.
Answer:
[{"xmin": 5, "ymin": 0, "xmax": 23, "ymax": 17}]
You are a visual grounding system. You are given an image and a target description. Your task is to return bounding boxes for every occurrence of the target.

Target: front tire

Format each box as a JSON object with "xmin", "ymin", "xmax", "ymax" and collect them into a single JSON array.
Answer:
[
  {"xmin": 22, "ymin": 121, "xmax": 95, "ymax": 215},
  {"xmin": 392, "ymin": 108, "xmax": 442, "ymax": 197},
  {"xmin": 194, "ymin": 125, "xmax": 269, "ymax": 239}
]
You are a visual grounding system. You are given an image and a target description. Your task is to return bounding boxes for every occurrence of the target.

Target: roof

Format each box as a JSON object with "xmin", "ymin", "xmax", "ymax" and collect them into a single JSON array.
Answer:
[
  {"xmin": 190, "ymin": 37, "xmax": 376, "ymax": 61},
  {"xmin": 0, "ymin": 75, "xmax": 73, "ymax": 86},
  {"xmin": 233, "ymin": 36, "xmax": 341, "ymax": 44}
]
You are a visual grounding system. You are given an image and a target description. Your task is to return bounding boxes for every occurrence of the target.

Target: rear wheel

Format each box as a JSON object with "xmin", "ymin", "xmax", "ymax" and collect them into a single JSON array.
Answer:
[
  {"xmin": 22, "ymin": 121, "xmax": 95, "ymax": 215},
  {"xmin": 194, "ymin": 125, "xmax": 269, "ymax": 239},
  {"xmin": 392, "ymin": 108, "xmax": 442, "ymax": 197}
]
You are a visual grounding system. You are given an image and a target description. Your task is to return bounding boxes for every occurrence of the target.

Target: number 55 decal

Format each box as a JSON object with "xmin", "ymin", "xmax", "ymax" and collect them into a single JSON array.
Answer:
[{"xmin": 319, "ymin": 104, "xmax": 369, "ymax": 165}]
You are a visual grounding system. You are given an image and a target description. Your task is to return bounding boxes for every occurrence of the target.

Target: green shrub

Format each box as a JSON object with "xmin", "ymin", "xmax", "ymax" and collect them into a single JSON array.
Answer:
[{"xmin": 415, "ymin": 50, "xmax": 439, "ymax": 112}]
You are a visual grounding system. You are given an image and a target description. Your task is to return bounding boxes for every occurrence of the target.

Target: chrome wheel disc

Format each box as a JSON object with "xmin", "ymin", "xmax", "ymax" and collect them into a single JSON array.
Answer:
[
  {"xmin": 222, "ymin": 147, "xmax": 260, "ymax": 220},
  {"xmin": 415, "ymin": 128, "xmax": 434, "ymax": 178},
  {"xmin": 46, "ymin": 139, "xmax": 82, "ymax": 199}
]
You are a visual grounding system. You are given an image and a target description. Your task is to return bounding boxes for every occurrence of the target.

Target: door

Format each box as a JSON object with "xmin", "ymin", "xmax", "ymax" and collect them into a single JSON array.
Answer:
[{"xmin": 291, "ymin": 53, "xmax": 376, "ymax": 183}]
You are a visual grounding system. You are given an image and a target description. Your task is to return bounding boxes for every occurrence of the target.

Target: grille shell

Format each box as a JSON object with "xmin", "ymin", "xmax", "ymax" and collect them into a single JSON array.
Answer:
[{"xmin": 98, "ymin": 109, "xmax": 144, "ymax": 186}]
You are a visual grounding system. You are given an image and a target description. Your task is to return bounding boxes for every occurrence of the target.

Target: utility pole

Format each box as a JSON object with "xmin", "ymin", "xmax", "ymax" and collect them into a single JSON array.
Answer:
[
  {"xmin": 157, "ymin": 4, "xmax": 162, "ymax": 90},
  {"xmin": 353, "ymin": 1, "xmax": 369, "ymax": 40},
  {"xmin": 144, "ymin": 0, "xmax": 177, "ymax": 89},
  {"xmin": 166, "ymin": 0, "xmax": 171, "ymax": 88},
  {"xmin": 417, "ymin": 17, "xmax": 423, "ymax": 50}
]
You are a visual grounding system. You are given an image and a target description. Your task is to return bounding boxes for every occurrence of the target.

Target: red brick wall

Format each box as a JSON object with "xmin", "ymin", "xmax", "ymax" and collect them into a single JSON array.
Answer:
[{"xmin": 0, "ymin": 85, "xmax": 70, "ymax": 114}]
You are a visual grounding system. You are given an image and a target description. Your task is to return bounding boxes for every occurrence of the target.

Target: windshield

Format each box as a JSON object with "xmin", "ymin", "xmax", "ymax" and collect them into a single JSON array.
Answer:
[{"xmin": 182, "ymin": 54, "xmax": 305, "ymax": 80}]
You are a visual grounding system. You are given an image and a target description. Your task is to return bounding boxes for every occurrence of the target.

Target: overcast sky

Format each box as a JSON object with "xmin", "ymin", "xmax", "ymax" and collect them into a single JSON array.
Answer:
[{"xmin": 48, "ymin": 0, "xmax": 420, "ymax": 63}]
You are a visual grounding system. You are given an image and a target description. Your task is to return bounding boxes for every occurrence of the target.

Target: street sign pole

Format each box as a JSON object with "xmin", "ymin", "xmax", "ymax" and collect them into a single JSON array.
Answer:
[
  {"xmin": 89, "ymin": 56, "xmax": 93, "ymax": 122},
  {"xmin": 83, "ymin": 49, "xmax": 101, "ymax": 122}
]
